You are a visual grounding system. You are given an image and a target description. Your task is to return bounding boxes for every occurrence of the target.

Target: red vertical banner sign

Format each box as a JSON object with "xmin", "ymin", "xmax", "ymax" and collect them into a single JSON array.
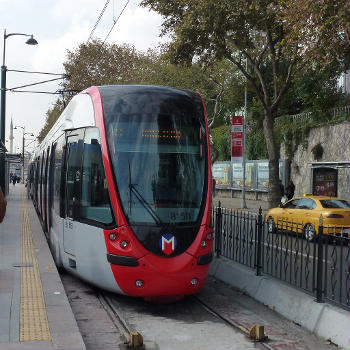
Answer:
[{"xmin": 231, "ymin": 116, "xmax": 243, "ymax": 163}]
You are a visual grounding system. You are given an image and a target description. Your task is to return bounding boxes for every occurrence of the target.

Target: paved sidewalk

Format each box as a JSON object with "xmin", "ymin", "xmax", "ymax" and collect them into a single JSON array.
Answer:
[
  {"xmin": 0, "ymin": 184, "xmax": 85, "ymax": 350},
  {"xmin": 212, "ymin": 195, "xmax": 269, "ymax": 215}
]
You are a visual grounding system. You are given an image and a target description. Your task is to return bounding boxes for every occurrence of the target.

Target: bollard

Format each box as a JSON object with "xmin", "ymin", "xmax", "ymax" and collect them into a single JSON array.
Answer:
[
  {"xmin": 249, "ymin": 324, "xmax": 267, "ymax": 341},
  {"xmin": 126, "ymin": 331, "xmax": 143, "ymax": 348}
]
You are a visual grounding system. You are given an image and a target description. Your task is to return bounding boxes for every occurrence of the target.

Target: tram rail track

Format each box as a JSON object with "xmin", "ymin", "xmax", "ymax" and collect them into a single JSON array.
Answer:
[
  {"xmin": 193, "ymin": 295, "xmax": 273, "ymax": 349},
  {"xmin": 98, "ymin": 291, "xmax": 271, "ymax": 350},
  {"xmin": 99, "ymin": 293, "xmax": 145, "ymax": 349},
  {"xmin": 61, "ymin": 272, "xmax": 339, "ymax": 350}
]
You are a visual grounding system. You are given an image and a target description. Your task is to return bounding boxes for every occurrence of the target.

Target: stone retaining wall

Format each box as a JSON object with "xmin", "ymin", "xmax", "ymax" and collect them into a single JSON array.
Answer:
[{"xmin": 283, "ymin": 121, "xmax": 350, "ymax": 199}]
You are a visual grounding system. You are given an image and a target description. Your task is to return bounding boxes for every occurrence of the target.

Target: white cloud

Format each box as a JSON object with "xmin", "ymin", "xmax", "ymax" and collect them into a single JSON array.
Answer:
[
  {"xmin": 32, "ymin": 21, "xmax": 92, "ymax": 73},
  {"xmin": 108, "ymin": 6, "xmax": 168, "ymax": 51},
  {"xmin": 32, "ymin": 1, "xmax": 168, "ymax": 72},
  {"xmin": 3, "ymin": 0, "xmax": 169, "ymax": 147},
  {"xmin": 51, "ymin": 0, "xmax": 100, "ymax": 22}
]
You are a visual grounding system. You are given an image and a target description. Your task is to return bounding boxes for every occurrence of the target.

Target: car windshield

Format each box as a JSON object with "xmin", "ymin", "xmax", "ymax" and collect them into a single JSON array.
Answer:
[
  {"xmin": 320, "ymin": 199, "xmax": 350, "ymax": 209},
  {"xmin": 282, "ymin": 199, "xmax": 299, "ymax": 209}
]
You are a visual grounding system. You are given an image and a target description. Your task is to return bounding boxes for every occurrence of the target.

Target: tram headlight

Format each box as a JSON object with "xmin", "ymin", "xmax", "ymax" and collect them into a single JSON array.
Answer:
[
  {"xmin": 206, "ymin": 233, "xmax": 212, "ymax": 240},
  {"xmin": 120, "ymin": 240, "xmax": 128, "ymax": 249},
  {"xmin": 109, "ymin": 233, "xmax": 117, "ymax": 241},
  {"xmin": 201, "ymin": 240, "xmax": 207, "ymax": 247},
  {"xmin": 190, "ymin": 278, "xmax": 198, "ymax": 285},
  {"xmin": 135, "ymin": 279, "xmax": 144, "ymax": 287}
]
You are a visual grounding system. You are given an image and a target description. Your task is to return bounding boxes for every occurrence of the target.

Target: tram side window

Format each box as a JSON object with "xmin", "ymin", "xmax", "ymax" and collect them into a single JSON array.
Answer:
[
  {"xmin": 53, "ymin": 134, "xmax": 65, "ymax": 215},
  {"xmin": 80, "ymin": 128, "xmax": 115, "ymax": 226}
]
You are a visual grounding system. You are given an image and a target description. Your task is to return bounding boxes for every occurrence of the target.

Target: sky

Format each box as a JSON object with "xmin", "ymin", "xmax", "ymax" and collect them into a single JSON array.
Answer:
[{"xmin": 1, "ymin": 0, "xmax": 168, "ymax": 154}]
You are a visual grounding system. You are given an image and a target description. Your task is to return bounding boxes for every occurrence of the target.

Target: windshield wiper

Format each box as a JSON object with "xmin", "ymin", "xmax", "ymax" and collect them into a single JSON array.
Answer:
[{"xmin": 128, "ymin": 162, "xmax": 162, "ymax": 225}]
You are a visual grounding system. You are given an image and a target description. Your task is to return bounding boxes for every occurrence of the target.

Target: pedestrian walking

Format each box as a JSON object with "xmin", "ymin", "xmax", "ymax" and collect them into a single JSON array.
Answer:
[
  {"xmin": 279, "ymin": 179, "xmax": 286, "ymax": 203},
  {"xmin": 12, "ymin": 175, "xmax": 17, "ymax": 186},
  {"xmin": 286, "ymin": 180, "xmax": 295, "ymax": 200}
]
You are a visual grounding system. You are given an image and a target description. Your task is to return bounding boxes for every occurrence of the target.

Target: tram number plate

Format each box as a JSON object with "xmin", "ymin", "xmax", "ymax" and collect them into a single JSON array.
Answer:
[
  {"xmin": 65, "ymin": 220, "xmax": 73, "ymax": 229},
  {"xmin": 170, "ymin": 212, "xmax": 193, "ymax": 221}
]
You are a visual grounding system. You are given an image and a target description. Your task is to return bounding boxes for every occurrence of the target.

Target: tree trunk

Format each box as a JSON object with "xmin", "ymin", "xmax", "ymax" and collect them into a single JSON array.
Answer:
[
  {"xmin": 263, "ymin": 111, "xmax": 280, "ymax": 209},
  {"xmin": 210, "ymin": 145, "xmax": 219, "ymax": 164}
]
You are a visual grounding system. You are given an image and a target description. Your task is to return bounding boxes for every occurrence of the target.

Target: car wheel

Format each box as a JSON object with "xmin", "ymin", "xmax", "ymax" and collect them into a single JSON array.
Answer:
[
  {"xmin": 267, "ymin": 217, "xmax": 275, "ymax": 234},
  {"xmin": 304, "ymin": 223, "xmax": 315, "ymax": 241}
]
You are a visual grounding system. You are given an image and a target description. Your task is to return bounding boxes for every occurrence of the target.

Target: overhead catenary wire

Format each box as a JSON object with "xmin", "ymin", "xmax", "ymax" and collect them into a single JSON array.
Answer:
[
  {"xmin": 103, "ymin": 0, "xmax": 130, "ymax": 43},
  {"xmin": 8, "ymin": 90, "xmax": 60, "ymax": 95},
  {"xmin": 7, "ymin": 69, "xmax": 67, "ymax": 77},
  {"xmin": 7, "ymin": 89, "xmax": 79, "ymax": 95},
  {"xmin": 8, "ymin": 77, "xmax": 67, "ymax": 91},
  {"xmin": 6, "ymin": 69, "xmax": 69, "ymax": 95},
  {"xmin": 87, "ymin": 0, "xmax": 112, "ymax": 42}
]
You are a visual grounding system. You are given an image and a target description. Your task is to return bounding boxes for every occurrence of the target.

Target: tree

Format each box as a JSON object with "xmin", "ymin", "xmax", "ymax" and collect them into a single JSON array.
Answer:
[
  {"xmin": 38, "ymin": 40, "xmax": 144, "ymax": 140},
  {"xmin": 63, "ymin": 41, "xmax": 244, "ymax": 162},
  {"xmin": 282, "ymin": 0, "xmax": 350, "ymax": 67},
  {"xmin": 41, "ymin": 40, "xmax": 243, "ymax": 165},
  {"xmin": 138, "ymin": 50, "xmax": 244, "ymax": 127},
  {"xmin": 62, "ymin": 39, "xmax": 143, "ymax": 91},
  {"xmin": 140, "ymin": 0, "xmax": 346, "ymax": 207}
]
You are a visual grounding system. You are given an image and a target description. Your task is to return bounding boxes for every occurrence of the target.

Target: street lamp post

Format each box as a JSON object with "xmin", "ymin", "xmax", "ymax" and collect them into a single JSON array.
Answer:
[
  {"xmin": 14, "ymin": 126, "xmax": 33, "ymax": 183},
  {"xmin": 241, "ymin": 58, "xmax": 248, "ymax": 209},
  {"xmin": 0, "ymin": 29, "xmax": 38, "ymax": 194}
]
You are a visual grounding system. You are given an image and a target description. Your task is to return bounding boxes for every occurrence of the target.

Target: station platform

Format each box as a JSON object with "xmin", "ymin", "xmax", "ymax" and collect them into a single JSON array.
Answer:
[{"xmin": 0, "ymin": 184, "xmax": 85, "ymax": 350}]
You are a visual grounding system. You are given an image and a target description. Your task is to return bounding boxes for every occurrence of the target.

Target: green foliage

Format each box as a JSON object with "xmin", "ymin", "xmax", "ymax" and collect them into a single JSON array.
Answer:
[
  {"xmin": 271, "ymin": 66, "xmax": 345, "ymax": 160},
  {"xmin": 210, "ymin": 125, "xmax": 269, "ymax": 161},
  {"xmin": 294, "ymin": 69, "xmax": 343, "ymax": 120},
  {"xmin": 210, "ymin": 125, "xmax": 231, "ymax": 161},
  {"xmin": 138, "ymin": 51, "xmax": 245, "ymax": 128},
  {"xmin": 275, "ymin": 111, "xmax": 350, "ymax": 160},
  {"xmin": 41, "ymin": 40, "xmax": 245, "ymax": 142},
  {"xmin": 282, "ymin": 0, "xmax": 350, "ymax": 69},
  {"xmin": 275, "ymin": 115, "xmax": 312, "ymax": 159},
  {"xmin": 141, "ymin": 0, "xmax": 348, "ymax": 207},
  {"xmin": 207, "ymin": 68, "xmax": 348, "ymax": 163},
  {"xmin": 62, "ymin": 39, "xmax": 142, "ymax": 91},
  {"xmin": 246, "ymin": 128, "xmax": 268, "ymax": 160}
]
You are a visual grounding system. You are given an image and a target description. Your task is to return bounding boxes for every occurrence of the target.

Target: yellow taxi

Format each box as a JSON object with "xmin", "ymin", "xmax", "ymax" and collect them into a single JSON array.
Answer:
[{"xmin": 265, "ymin": 194, "xmax": 350, "ymax": 241}]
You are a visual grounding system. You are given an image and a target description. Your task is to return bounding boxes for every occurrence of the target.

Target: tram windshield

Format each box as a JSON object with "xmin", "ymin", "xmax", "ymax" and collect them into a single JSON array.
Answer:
[{"xmin": 102, "ymin": 87, "xmax": 207, "ymax": 225}]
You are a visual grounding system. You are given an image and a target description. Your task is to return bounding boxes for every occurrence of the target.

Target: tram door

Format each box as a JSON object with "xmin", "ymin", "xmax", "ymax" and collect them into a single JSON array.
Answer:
[{"xmin": 63, "ymin": 129, "xmax": 84, "ymax": 256}]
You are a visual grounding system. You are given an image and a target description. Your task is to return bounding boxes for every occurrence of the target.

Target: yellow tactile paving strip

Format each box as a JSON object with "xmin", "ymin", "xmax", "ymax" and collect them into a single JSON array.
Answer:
[{"xmin": 20, "ymin": 191, "xmax": 51, "ymax": 341}]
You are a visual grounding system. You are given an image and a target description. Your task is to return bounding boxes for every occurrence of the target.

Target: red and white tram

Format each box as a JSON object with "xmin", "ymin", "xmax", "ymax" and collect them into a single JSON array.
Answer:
[{"xmin": 29, "ymin": 85, "xmax": 213, "ymax": 300}]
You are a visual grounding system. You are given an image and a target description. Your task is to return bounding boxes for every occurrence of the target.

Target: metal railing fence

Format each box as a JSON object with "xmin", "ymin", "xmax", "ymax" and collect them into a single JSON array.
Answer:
[
  {"xmin": 291, "ymin": 105, "xmax": 350, "ymax": 121},
  {"xmin": 213, "ymin": 203, "xmax": 350, "ymax": 310}
]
